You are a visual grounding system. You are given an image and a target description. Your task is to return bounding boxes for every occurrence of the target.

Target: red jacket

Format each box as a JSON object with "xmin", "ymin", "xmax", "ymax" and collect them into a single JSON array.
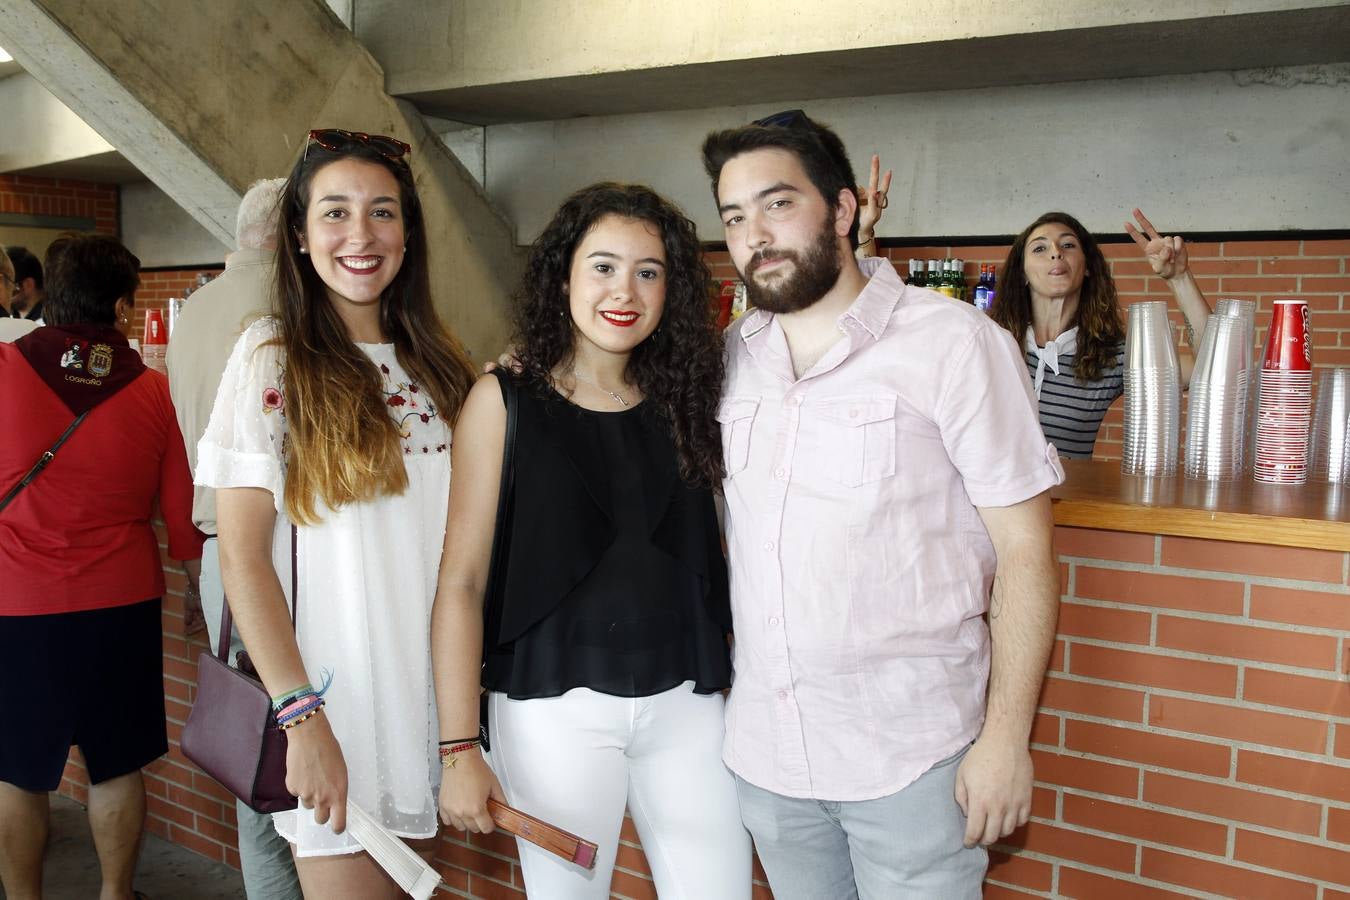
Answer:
[{"xmin": 0, "ymin": 341, "xmax": 204, "ymax": 615}]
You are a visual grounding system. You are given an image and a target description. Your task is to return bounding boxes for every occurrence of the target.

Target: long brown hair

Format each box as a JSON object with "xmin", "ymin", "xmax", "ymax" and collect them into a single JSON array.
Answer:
[
  {"xmin": 993, "ymin": 211, "xmax": 1124, "ymax": 383},
  {"xmin": 271, "ymin": 139, "xmax": 475, "ymax": 524}
]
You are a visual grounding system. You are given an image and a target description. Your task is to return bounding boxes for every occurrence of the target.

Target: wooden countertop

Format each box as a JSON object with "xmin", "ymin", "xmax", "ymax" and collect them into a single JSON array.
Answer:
[{"xmin": 1051, "ymin": 459, "xmax": 1350, "ymax": 551}]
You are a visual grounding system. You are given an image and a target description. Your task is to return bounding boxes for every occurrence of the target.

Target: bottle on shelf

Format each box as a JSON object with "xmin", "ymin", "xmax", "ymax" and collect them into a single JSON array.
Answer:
[
  {"xmin": 907, "ymin": 258, "xmax": 925, "ymax": 287},
  {"xmin": 936, "ymin": 260, "xmax": 957, "ymax": 298},
  {"xmin": 951, "ymin": 258, "xmax": 967, "ymax": 302},
  {"xmin": 927, "ymin": 259, "xmax": 941, "ymax": 289},
  {"xmin": 973, "ymin": 264, "xmax": 993, "ymax": 312}
]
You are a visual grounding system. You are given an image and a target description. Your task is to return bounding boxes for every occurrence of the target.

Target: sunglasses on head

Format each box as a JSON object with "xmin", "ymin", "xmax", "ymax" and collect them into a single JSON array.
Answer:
[
  {"xmin": 306, "ymin": 129, "xmax": 411, "ymax": 165},
  {"xmin": 752, "ymin": 109, "xmax": 811, "ymax": 130}
]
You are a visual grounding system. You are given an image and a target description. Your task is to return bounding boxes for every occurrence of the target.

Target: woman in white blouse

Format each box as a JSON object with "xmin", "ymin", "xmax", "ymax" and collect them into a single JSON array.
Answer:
[{"xmin": 198, "ymin": 130, "xmax": 476, "ymax": 898}]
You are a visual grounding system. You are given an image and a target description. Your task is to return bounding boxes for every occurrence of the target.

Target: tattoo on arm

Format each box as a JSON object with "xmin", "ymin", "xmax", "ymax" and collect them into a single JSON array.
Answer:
[{"xmin": 990, "ymin": 575, "xmax": 1005, "ymax": 620}]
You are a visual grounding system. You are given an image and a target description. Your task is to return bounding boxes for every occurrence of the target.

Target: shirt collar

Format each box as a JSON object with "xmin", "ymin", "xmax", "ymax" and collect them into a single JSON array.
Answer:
[
  {"xmin": 1023, "ymin": 325, "xmax": 1079, "ymax": 398},
  {"xmin": 224, "ymin": 247, "xmax": 273, "ymax": 270},
  {"xmin": 737, "ymin": 257, "xmax": 903, "ymax": 346}
]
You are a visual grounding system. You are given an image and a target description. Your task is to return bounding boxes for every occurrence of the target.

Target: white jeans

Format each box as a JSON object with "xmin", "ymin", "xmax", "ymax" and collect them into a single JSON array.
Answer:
[{"xmin": 488, "ymin": 682, "xmax": 751, "ymax": 899}]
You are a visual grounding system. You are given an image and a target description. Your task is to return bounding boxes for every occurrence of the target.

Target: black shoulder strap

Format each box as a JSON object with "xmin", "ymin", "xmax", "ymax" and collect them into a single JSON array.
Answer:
[
  {"xmin": 0, "ymin": 410, "xmax": 90, "ymax": 514},
  {"xmin": 482, "ymin": 369, "xmax": 518, "ymax": 651}
]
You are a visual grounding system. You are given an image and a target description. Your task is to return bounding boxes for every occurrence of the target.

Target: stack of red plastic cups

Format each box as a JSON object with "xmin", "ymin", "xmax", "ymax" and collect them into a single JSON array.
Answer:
[{"xmin": 1253, "ymin": 299, "xmax": 1313, "ymax": 484}]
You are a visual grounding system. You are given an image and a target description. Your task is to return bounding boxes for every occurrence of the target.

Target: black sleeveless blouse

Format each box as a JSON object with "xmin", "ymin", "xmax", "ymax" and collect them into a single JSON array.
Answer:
[{"xmin": 481, "ymin": 379, "xmax": 732, "ymax": 699}]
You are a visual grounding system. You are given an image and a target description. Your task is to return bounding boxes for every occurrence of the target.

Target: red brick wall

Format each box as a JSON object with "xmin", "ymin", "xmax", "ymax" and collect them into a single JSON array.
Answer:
[
  {"xmin": 989, "ymin": 527, "xmax": 1350, "ymax": 899},
  {"xmin": 0, "ymin": 174, "xmax": 118, "ymax": 234},
  {"xmin": 709, "ymin": 237, "xmax": 1350, "ymax": 462},
  {"xmin": 56, "ymin": 244, "xmax": 1348, "ymax": 899},
  {"xmin": 130, "ymin": 269, "xmax": 225, "ymax": 345}
]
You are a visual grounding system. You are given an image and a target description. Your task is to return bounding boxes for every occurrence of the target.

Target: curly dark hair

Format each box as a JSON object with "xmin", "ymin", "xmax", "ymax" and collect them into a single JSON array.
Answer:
[
  {"xmin": 512, "ymin": 182, "xmax": 725, "ymax": 488},
  {"xmin": 993, "ymin": 211, "xmax": 1124, "ymax": 383}
]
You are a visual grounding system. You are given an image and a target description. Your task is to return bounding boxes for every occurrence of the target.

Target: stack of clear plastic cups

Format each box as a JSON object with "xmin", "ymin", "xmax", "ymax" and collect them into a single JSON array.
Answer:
[
  {"xmin": 1122, "ymin": 301, "xmax": 1181, "ymax": 476},
  {"xmin": 1213, "ymin": 299, "xmax": 1258, "ymax": 470},
  {"xmin": 1185, "ymin": 314, "xmax": 1249, "ymax": 481},
  {"xmin": 1254, "ymin": 299, "xmax": 1313, "ymax": 484},
  {"xmin": 1309, "ymin": 368, "xmax": 1350, "ymax": 483}
]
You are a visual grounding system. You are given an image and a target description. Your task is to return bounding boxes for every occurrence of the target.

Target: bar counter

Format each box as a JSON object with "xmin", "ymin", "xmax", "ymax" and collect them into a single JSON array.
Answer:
[
  {"xmin": 1050, "ymin": 459, "xmax": 1350, "ymax": 552},
  {"xmin": 987, "ymin": 458, "xmax": 1350, "ymax": 897}
]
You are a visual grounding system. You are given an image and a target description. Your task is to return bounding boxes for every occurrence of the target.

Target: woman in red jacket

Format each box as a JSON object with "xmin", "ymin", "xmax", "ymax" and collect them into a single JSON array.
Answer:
[{"xmin": 0, "ymin": 235, "xmax": 203, "ymax": 900}]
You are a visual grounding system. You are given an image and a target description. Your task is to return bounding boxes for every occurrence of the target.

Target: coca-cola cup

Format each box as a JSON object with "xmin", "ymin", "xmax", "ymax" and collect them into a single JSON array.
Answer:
[
  {"xmin": 1261, "ymin": 299, "xmax": 1311, "ymax": 372},
  {"xmin": 141, "ymin": 308, "xmax": 168, "ymax": 373}
]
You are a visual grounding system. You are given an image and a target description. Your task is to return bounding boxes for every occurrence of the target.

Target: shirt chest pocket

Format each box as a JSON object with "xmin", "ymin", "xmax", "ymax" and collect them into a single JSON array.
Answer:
[
  {"xmin": 716, "ymin": 396, "xmax": 760, "ymax": 478},
  {"xmin": 817, "ymin": 395, "xmax": 897, "ymax": 487}
]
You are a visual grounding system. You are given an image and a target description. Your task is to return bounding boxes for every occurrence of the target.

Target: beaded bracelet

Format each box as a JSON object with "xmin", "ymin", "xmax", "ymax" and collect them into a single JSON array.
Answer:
[
  {"xmin": 276, "ymin": 694, "xmax": 321, "ymax": 722},
  {"xmin": 438, "ymin": 739, "xmax": 481, "ymax": 769},
  {"xmin": 276, "ymin": 696, "xmax": 325, "ymax": 726},
  {"xmin": 278, "ymin": 705, "xmax": 324, "ymax": 731}
]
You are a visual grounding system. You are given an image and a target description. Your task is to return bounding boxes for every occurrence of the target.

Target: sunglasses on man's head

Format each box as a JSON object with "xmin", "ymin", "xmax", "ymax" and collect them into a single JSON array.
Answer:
[
  {"xmin": 305, "ymin": 129, "xmax": 411, "ymax": 165},
  {"xmin": 752, "ymin": 109, "xmax": 811, "ymax": 130}
]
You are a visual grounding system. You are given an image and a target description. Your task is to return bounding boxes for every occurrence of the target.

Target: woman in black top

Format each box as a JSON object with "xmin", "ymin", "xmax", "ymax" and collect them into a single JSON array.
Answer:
[{"xmin": 432, "ymin": 184, "xmax": 750, "ymax": 898}]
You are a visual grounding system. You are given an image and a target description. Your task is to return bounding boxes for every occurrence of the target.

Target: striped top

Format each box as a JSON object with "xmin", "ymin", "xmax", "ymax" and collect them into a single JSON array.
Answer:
[{"xmin": 1023, "ymin": 340, "xmax": 1125, "ymax": 458}]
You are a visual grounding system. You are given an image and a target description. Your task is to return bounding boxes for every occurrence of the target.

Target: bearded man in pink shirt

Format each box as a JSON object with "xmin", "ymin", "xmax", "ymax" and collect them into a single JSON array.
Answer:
[{"xmin": 702, "ymin": 110, "xmax": 1065, "ymax": 899}]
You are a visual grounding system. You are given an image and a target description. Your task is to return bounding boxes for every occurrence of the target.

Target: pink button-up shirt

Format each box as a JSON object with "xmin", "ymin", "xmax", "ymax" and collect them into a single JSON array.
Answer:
[{"xmin": 721, "ymin": 258, "xmax": 1063, "ymax": 801}]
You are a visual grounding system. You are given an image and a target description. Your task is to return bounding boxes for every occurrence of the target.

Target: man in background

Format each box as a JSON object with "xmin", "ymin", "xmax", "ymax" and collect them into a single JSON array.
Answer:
[
  {"xmin": 165, "ymin": 177, "xmax": 301, "ymax": 900},
  {"xmin": 6, "ymin": 247, "xmax": 44, "ymax": 322}
]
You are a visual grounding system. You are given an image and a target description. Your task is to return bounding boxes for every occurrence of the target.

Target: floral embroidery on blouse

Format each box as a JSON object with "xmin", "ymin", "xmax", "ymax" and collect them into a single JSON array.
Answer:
[
  {"xmin": 262, "ymin": 386, "xmax": 284, "ymax": 413},
  {"xmin": 380, "ymin": 362, "xmax": 446, "ymax": 455}
]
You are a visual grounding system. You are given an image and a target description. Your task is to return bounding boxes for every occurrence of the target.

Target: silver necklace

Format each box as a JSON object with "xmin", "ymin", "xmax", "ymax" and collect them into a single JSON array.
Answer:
[{"xmin": 570, "ymin": 369, "xmax": 630, "ymax": 407}]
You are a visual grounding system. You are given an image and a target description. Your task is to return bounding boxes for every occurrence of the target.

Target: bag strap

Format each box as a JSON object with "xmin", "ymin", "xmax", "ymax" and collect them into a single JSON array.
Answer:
[
  {"xmin": 0, "ymin": 410, "xmax": 90, "ymax": 514},
  {"xmin": 215, "ymin": 524, "xmax": 299, "ymax": 663},
  {"xmin": 483, "ymin": 369, "xmax": 518, "ymax": 628}
]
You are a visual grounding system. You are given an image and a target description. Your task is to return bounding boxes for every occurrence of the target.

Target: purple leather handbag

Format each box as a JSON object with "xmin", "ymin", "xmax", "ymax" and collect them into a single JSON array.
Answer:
[{"xmin": 181, "ymin": 528, "xmax": 299, "ymax": 814}]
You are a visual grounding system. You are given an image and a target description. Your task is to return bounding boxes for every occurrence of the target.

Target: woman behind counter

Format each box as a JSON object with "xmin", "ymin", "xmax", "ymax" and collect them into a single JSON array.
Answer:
[
  {"xmin": 432, "ymin": 183, "xmax": 750, "ymax": 899},
  {"xmin": 0, "ymin": 235, "xmax": 204, "ymax": 900},
  {"xmin": 993, "ymin": 209, "xmax": 1212, "ymax": 458}
]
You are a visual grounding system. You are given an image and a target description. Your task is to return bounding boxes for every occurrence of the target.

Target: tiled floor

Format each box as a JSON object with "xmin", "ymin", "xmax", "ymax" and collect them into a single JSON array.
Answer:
[{"xmin": 0, "ymin": 793, "xmax": 245, "ymax": 900}]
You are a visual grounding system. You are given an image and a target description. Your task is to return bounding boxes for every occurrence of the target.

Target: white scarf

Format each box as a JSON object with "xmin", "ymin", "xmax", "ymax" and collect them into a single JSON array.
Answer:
[{"xmin": 1024, "ymin": 325, "xmax": 1078, "ymax": 398}]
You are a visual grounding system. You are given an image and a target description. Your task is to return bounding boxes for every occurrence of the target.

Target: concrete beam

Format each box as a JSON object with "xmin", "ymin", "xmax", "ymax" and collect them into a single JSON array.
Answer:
[
  {"xmin": 354, "ymin": 0, "xmax": 1350, "ymax": 124},
  {"xmin": 0, "ymin": 72, "xmax": 114, "ymax": 172},
  {"xmin": 0, "ymin": 0, "xmax": 520, "ymax": 359},
  {"xmin": 484, "ymin": 65, "xmax": 1350, "ymax": 241}
]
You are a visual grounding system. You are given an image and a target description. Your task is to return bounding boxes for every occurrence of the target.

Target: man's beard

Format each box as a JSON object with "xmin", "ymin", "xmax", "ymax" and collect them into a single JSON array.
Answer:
[{"xmin": 740, "ymin": 214, "xmax": 843, "ymax": 315}]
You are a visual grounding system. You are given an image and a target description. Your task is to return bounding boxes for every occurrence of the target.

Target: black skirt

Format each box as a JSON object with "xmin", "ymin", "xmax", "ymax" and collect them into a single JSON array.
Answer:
[{"xmin": 0, "ymin": 598, "xmax": 167, "ymax": 790}]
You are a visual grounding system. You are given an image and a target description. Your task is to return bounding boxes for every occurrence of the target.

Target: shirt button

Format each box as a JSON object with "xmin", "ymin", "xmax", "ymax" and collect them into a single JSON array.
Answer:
[
  {"xmin": 849, "ymin": 409, "xmax": 859, "ymax": 419},
  {"xmin": 777, "ymin": 690, "xmax": 788, "ymax": 700},
  {"xmin": 763, "ymin": 541, "xmax": 775, "ymax": 552},
  {"xmin": 774, "ymin": 467, "xmax": 786, "ymax": 479},
  {"xmin": 791, "ymin": 396, "xmax": 804, "ymax": 407},
  {"xmin": 768, "ymin": 616, "xmax": 780, "ymax": 626}
]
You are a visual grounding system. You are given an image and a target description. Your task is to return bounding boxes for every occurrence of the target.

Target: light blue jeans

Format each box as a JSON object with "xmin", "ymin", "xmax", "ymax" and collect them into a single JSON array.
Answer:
[
  {"xmin": 201, "ymin": 538, "xmax": 302, "ymax": 900},
  {"xmin": 734, "ymin": 745, "xmax": 987, "ymax": 900}
]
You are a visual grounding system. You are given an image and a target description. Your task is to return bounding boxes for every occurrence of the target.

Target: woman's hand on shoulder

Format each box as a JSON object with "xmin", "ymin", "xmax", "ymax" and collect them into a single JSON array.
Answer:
[
  {"xmin": 1125, "ymin": 207, "xmax": 1189, "ymax": 281},
  {"xmin": 283, "ymin": 712, "xmax": 349, "ymax": 833},
  {"xmin": 438, "ymin": 750, "xmax": 505, "ymax": 833}
]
